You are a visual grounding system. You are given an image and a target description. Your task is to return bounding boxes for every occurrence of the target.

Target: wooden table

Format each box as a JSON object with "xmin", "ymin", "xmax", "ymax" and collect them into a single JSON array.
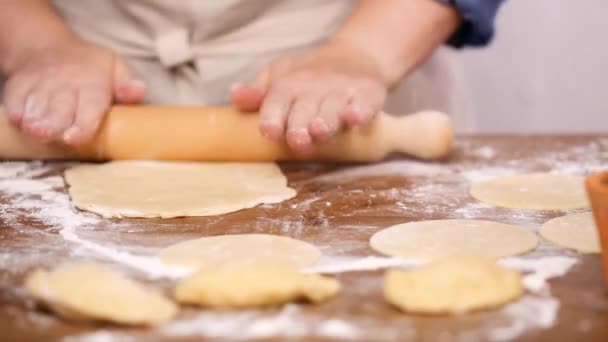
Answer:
[{"xmin": 1, "ymin": 136, "xmax": 608, "ymax": 341}]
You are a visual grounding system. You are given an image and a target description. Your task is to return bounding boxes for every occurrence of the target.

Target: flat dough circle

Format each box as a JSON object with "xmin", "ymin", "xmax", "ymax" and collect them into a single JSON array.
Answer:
[
  {"xmin": 174, "ymin": 260, "xmax": 340, "ymax": 308},
  {"xmin": 370, "ymin": 219, "xmax": 538, "ymax": 260},
  {"xmin": 470, "ymin": 173, "xmax": 588, "ymax": 210},
  {"xmin": 65, "ymin": 161, "xmax": 296, "ymax": 218},
  {"xmin": 159, "ymin": 234, "xmax": 322, "ymax": 269},
  {"xmin": 540, "ymin": 212, "xmax": 600, "ymax": 253},
  {"xmin": 384, "ymin": 254, "xmax": 523, "ymax": 314},
  {"xmin": 24, "ymin": 262, "xmax": 177, "ymax": 326}
]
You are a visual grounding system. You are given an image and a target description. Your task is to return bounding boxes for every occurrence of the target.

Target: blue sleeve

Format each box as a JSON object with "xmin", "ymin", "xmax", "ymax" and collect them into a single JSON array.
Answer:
[{"xmin": 437, "ymin": 0, "xmax": 506, "ymax": 48}]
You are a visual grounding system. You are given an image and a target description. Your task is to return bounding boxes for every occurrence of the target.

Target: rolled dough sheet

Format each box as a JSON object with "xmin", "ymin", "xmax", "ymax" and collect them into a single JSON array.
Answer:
[
  {"xmin": 370, "ymin": 219, "xmax": 538, "ymax": 260},
  {"xmin": 159, "ymin": 234, "xmax": 322, "ymax": 269},
  {"xmin": 24, "ymin": 262, "xmax": 177, "ymax": 326},
  {"xmin": 540, "ymin": 212, "xmax": 600, "ymax": 253},
  {"xmin": 470, "ymin": 173, "xmax": 588, "ymax": 210},
  {"xmin": 384, "ymin": 254, "xmax": 523, "ymax": 314},
  {"xmin": 64, "ymin": 161, "xmax": 296, "ymax": 218},
  {"xmin": 174, "ymin": 260, "xmax": 340, "ymax": 308}
]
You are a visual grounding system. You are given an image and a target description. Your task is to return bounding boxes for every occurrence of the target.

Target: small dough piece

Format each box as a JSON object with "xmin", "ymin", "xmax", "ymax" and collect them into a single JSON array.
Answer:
[
  {"xmin": 540, "ymin": 212, "xmax": 600, "ymax": 253},
  {"xmin": 370, "ymin": 219, "xmax": 538, "ymax": 260},
  {"xmin": 384, "ymin": 254, "xmax": 524, "ymax": 314},
  {"xmin": 64, "ymin": 161, "xmax": 296, "ymax": 218},
  {"xmin": 24, "ymin": 262, "xmax": 177, "ymax": 325},
  {"xmin": 159, "ymin": 234, "xmax": 321, "ymax": 269},
  {"xmin": 470, "ymin": 173, "xmax": 588, "ymax": 210},
  {"xmin": 174, "ymin": 260, "xmax": 340, "ymax": 308}
]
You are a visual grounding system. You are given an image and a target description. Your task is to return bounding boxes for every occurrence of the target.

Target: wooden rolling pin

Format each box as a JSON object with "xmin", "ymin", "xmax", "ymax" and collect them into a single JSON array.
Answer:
[{"xmin": 0, "ymin": 106, "xmax": 453, "ymax": 162}]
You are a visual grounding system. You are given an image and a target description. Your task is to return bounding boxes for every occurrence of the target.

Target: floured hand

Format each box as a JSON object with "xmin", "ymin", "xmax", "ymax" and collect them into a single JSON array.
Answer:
[
  {"xmin": 230, "ymin": 41, "xmax": 388, "ymax": 153},
  {"xmin": 2, "ymin": 36, "xmax": 145, "ymax": 145}
]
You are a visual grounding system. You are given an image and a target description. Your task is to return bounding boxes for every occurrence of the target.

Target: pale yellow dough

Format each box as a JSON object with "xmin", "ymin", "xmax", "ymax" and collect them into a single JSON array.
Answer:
[
  {"xmin": 370, "ymin": 219, "xmax": 538, "ymax": 260},
  {"xmin": 159, "ymin": 234, "xmax": 321, "ymax": 270},
  {"xmin": 24, "ymin": 262, "xmax": 177, "ymax": 325},
  {"xmin": 174, "ymin": 260, "xmax": 340, "ymax": 308},
  {"xmin": 470, "ymin": 173, "xmax": 588, "ymax": 210},
  {"xmin": 540, "ymin": 212, "xmax": 600, "ymax": 253},
  {"xmin": 64, "ymin": 161, "xmax": 296, "ymax": 218},
  {"xmin": 384, "ymin": 254, "xmax": 524, "ymax": 314}
]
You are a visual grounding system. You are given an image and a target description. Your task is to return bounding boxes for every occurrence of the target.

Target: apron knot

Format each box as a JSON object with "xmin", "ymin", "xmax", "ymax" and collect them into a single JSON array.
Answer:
[{"xmin": 155, "ymin": 28, "xmax": 195, "ymax": 68}]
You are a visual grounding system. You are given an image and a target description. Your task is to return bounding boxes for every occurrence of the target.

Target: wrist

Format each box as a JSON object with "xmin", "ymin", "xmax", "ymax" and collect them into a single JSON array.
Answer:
[
  {"xmin": 319, "ymin": 37, "xmax": 398, "ymax": 88},
  {"xmin": 1, "ymin": 24, "xmax": 78, "ymax": 74}
]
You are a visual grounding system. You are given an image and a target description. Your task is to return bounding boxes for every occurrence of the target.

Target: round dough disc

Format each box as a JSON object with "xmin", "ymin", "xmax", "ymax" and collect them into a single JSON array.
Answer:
[
  {"xmin": 370, "ymin": 219, "xmax": 538, "ymax": 260},
  {"xmin": 159, "ymin": 234, "xmax": 322, "ymax": 269},
  {"xmin": 470, "ymin": 173, "xmax": 588, "ymax": 210},
  {"xmin": 64, "ymin": 161, "xmax": 296, "ymax": 218},
  {"xmin": 384, "ymin": 254, "xmax": 523, "ymax": 314},
  {"xmin": 540, "ymin": 212, "xmax": 600, "ymax": 253}
]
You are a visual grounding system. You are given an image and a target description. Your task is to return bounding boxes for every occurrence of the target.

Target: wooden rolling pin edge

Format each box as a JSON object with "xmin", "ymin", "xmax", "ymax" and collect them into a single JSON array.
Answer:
[{"xmin": 585, "ymin": 172, "xmax": 608, "ymax": 290}]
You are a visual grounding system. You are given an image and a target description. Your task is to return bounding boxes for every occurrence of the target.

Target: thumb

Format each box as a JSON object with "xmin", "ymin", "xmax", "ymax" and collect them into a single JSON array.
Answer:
[
  {"xmin": 230, "ymin": 68, "xmax": 270, "ymax": 112},
  {"xmin": 112, "ymin": 55, "xmax": 146, "ymax": 104}
]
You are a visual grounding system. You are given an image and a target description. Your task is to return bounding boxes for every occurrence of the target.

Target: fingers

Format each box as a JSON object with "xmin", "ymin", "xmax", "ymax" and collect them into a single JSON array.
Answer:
[
  {"xmin": 32, "ymin": 89, "xmax": 77, "ymax": 142},
  {"xmin": 63, "ymin": 88, "xmax": 111, "ymax": 145},
  {"xmin": 286, "ymin": 97, "xmax": 319, "ymax": 152},
  {"xmin": 2, "ymin": 75, "xmax": 38, "ymax": 127},
  {"xmin": 258, "ymin": 90, "xmax": 293, "ymax": 141},
  {"xmin": 309, "ymin": 94, "xmax": 348, "ymax": 142},
  {"xmin": 230, "ymin": 83, "xmax": 265, "ymax": 112},
  {"xmin": 112, "ymin": 56, "xmax": 146, "ymax": 104},
  {"xmin": 341, "ymin": 82, "xmax": 386, "ymax": 127}
]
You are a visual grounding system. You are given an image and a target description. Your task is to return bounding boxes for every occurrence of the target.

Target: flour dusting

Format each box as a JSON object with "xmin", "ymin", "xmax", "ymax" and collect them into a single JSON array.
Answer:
[{"xmin": 2, "ymin": 137, "xmax": 606, "ymax": 341}]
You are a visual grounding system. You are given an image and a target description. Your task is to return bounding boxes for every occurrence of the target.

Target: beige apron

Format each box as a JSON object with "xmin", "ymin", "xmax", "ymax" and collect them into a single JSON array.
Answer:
[{"xmin": 50, "ymin": 0, "xmax": 472, "ymax": 132}]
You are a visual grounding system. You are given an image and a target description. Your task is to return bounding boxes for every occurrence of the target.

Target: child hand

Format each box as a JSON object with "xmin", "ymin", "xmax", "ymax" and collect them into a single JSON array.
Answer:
[
  {"xmin": 231, "ymin": 42, "xmax": 388, "ymax": 153},
  {"xmin": 2, "ymin": 37, "xmax": 145, "ymax": 145}
]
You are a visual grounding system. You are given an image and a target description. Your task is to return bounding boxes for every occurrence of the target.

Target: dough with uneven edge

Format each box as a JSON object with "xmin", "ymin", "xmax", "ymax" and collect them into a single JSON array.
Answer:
[
  {"xmin": 24, "ymin": 262, "xmax": 177, "ymax": 326},
  {"xmin": 370, "ymin": 219, "xmax": 538, "ymax": 260},
  {"xmin": 64, "ymin": 161, "xmax": 296, "ymax": 218},
  {"xmin": 540, "ymin": 212, "xmax": 600, "ymax": 253},
  {"xmin": 159, "ymin": 234, "xmax": 321, "ymax": 270},
  {"xmin": 470, "ymin": 173, "xmax": 588, "ymax": 210},
  {"xmin": 384, "ymin": 254, "xmax": 524, "ymax": 314},
  {"xmin": 174, "ymin": 260, "xmax": 340, "ymax": 308}
]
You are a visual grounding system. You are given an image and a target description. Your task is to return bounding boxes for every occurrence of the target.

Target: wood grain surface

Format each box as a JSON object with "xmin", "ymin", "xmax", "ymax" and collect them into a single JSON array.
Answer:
[{"xmin": 1, "ymin": 136, "xmax": 608, "ymax": 341}]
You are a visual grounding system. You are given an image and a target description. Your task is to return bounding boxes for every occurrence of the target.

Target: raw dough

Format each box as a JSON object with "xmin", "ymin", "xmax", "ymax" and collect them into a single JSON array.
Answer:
[
  {"xmin": 64, "ymin": 161, "xmax": 296, "ymax": 218},
  {"xmin": 470, "ymin": 173, "xmax": 588, "ymax": 210},
  {"xmin": 540, "ymin": 212, "xmax": 600, "ymax": 253},
  {"xmin": 384, "ymin": 254, "xmax": 524, "ymax": 314},
  {"xmin": 174, "ymin": 260, "xmax": 340, "ymax": 308},
  {"xmin": 370, "ymin": 219, "xmax": 538, "ymax": 260},
  {"xmin": 159, "ymin": 234, "xmax": 321, "ymax": 269},
  {"xmin": 24, "ymin": 262, "xmax": 177, "ymax": 325}
]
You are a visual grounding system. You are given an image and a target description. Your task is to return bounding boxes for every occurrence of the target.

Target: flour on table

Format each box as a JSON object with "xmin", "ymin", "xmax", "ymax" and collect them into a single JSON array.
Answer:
[{"xmin": 2, "ymin": 137, "xmax": 605, "ymax": 341}]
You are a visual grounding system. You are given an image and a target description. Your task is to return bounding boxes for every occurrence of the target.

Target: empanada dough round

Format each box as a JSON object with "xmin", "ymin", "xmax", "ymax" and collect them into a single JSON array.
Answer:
[
  {"xmin": 540, "ymin": 212, "xmax": 600, "ymax": 253},
  {"xmin": 174, "ymin": 260, "xmax": 340, "ymax": 308},
  {"xmin": 470, "ymin": 173, "xmax": 588, "ymax": 210},
  {"xmin": 384, "ymin": 254, "xmax": 524, "ymax": 314},
  {"xmin": 370, "ymin": 219, "xmax": 538, "ymax": 260},
  {"xmin": 64, "ymin": 161, "xmax": 296, "ymax": 218},
  {"xmin": 24, "ymin": 262, "xmax": 177, "ymax": 325},
  {"xmin": 159, "ymin": 234, "xmax": 322, "ymax": 269}
]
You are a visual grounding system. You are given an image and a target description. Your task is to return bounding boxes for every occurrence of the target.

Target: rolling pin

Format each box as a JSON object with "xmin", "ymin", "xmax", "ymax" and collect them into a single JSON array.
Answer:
[{"xmin": 0, "ymin": 106, "xmax": 453, "ymax": 162}]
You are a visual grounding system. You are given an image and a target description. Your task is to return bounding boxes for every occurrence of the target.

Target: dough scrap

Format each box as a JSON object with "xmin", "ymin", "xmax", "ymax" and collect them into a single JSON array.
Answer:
[
  {"xmin": 470, "ymin": 173, "xmax": 588, "ymax": 210},
  {"xmin": 174, "ymin": 260, "xmax": 340, "ymax": 308},
  {"xmin": 159, "ymin": 234, "xmax": 321, "ymax": 270},
  {"xmin": 370, "ymin": 219, "xmax": 538, "ymax": 260},
  {"xmin": 64, "ymin": 161, "xmax": 296, "ymax": 218},
  {"xmin": 24, "ymin": 262, "xmax": 177, "ymax": 326},
  {"xmin": 384, "ymin": 254, "xmax": 524, "ymax": 314},
  {"xmin": 540, "ymin": 212, "xmax": 600, "ymax": 253}
]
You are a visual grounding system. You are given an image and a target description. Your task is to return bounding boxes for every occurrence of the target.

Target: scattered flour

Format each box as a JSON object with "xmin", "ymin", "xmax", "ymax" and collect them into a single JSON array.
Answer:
[{"xmin": 2, "ymin": 137, "xmax": 605, "ymax": 341}]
